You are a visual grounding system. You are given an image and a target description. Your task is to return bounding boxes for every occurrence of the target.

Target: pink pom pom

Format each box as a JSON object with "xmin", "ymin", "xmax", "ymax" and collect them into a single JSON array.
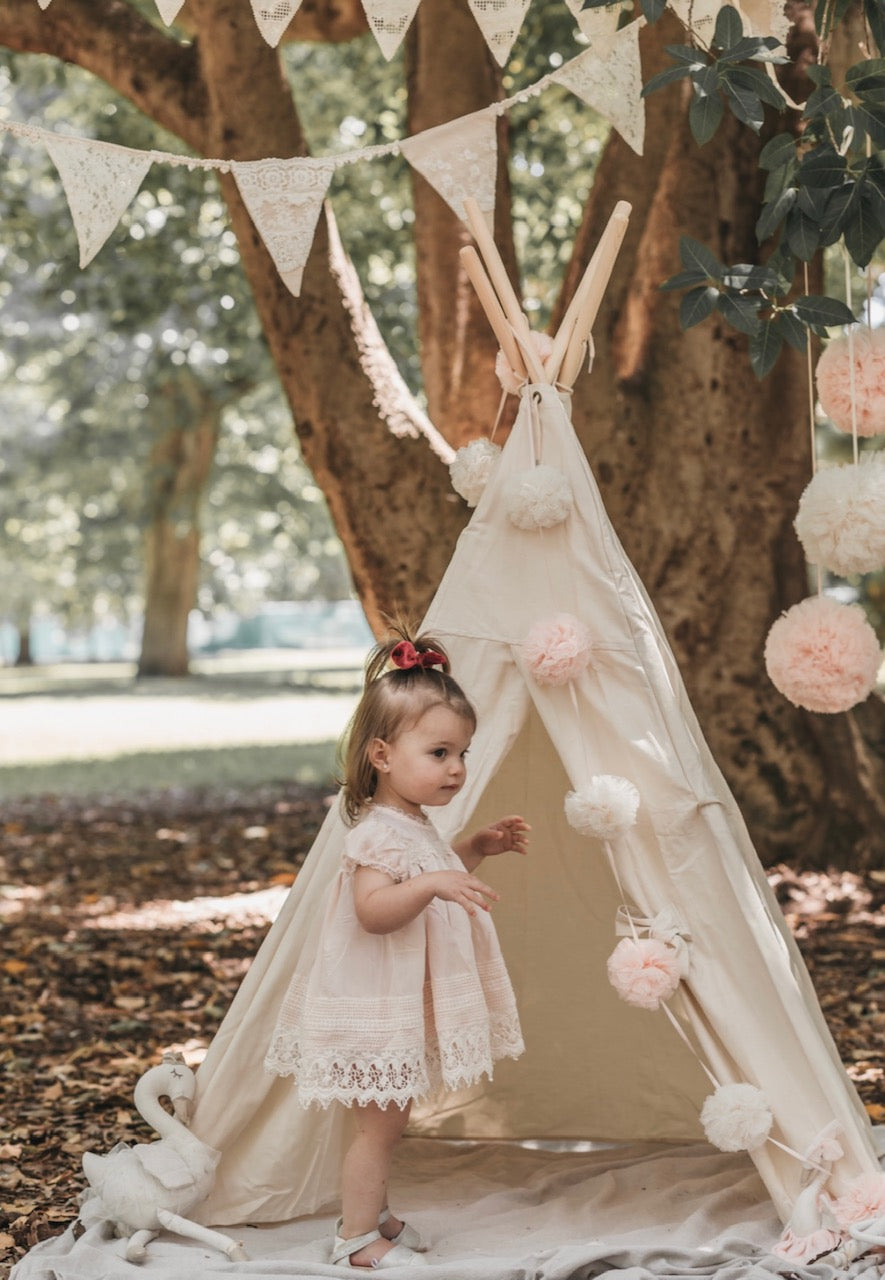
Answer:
[
  {"xmin": 523, "ymin": 614, "xmax": 592, "ymax": 686},
  {"xmin": 495, "ymin": 332, "xmax": 555, "ymax": 394},
  {"xmin": 831, "ymin": 1172, "xmax": 885, "ymax": 1229},
  {"xmin": 606, "ymin": 937, "xmax": 681, "ymax": 1010},
  {"xmin": 764, "ymin": 596, "xmax": 881, "ymax": 714},
  {"xmin": 816, "ymin": 329, "xmax": 885, "ymax": 437}
]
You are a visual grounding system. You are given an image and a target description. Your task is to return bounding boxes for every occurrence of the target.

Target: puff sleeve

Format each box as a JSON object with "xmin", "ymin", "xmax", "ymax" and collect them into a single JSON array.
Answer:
[{"xmin": 342, "ymin": 821, "xmax": 411, "ymax": 883}]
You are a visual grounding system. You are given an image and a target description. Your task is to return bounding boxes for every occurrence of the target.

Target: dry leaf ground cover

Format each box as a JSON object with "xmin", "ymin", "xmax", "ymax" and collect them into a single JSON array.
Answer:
[{"xmin": 0, "ymin": 665, "xmax": 883, "ymax": 1275}]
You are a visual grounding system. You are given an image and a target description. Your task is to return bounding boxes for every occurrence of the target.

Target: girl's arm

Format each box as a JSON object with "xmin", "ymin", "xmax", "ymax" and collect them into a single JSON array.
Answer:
[
  {"xmin": 453, "ymin": 815, "xmax": 530, "ymax": 872},
  {"xmin": 353, "ymin": 866, "xmax": 499, "ymax": 935}
]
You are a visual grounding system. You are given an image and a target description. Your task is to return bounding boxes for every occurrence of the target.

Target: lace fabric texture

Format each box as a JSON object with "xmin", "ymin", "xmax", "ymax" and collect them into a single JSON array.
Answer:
[
  {"xmin": 467, "ymin": 0, "xmax": 532, "ymax": 65},
  {"xmin": 249, "ymin": 0, "xmax": 304, "ymax": 47},
  {"xmin": 400, "ymin": 111, "xmax": 498, "ymax": 225},
  {"xmin": 553, "ymin": 23, "xmax": 646, "ymax": 157},
  {"xmin": 154, "ymin": 0, "xmax": 185, "ymax": 23},
  {"xmin": 265, "ymin": 806, "xmax": 524, "ymax": 1108},
  {"xmin": 231, "ymin": 157, "xmax": 335, "ymax": 297},
  {"xmin": 361, "ymin": 0, "xmax": 423, "ymax": 59},
  {"xmin": 43, "ymin": 135, "xmax": 152, "ymax": 267}
]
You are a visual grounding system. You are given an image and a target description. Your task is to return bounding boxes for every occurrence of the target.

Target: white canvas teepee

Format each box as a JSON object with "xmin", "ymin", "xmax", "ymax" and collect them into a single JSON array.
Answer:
[{"xmin": 189, "ymin": 208, "xmax": 879, "ymax": 1235}]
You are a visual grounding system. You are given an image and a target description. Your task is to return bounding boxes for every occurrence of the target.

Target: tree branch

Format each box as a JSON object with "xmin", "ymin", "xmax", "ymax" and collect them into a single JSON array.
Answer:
[{"xmin": 0, "ymin": 0, "xmax": 208, "ymax": 153}]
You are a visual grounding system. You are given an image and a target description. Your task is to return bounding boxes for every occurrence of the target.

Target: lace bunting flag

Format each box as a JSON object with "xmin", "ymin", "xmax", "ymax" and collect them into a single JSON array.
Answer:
[
  {"xmin": 563, "ymin": 0, "xmax": 622, "ymax": 47},
  {"xmin": 154, "ymin": 0, "xmax": 186, "ymax": 22},
  {"xmin": 401, "ymin": 111, "xmax": 497, "ymax": 225},
  {"xmin": 552, "ymin": 20, "xmax": 646, "ymax": 156},
  {"xmin": 232, "ymin": 157, "xmax": 335, "ymax": 296},
  {"xmin": 42, "ymin": 134, "xmax": 152, "ymax": 267},
  {"xmin": 249, "ymin": 0, "xmax": 304, "ymax": 47},
  {"xmin": 360, "ymin": 0, "xmax": 422, "ymax": 59},
  {"xmin": 467, "ymin": 0, "xmax": 532, "ymax": 66},
  {"xmin": 36, "ymin": 0, "xmax": 52, "ymax": 8},
  {"xmin": 667, "ymin": 0, "xmax": 719, "ymax": 43}
]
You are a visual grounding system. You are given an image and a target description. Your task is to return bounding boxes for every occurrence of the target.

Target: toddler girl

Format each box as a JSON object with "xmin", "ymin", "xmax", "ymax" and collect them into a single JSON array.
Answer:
[{"xmin": 265, "ymin": 629, "xmax": 528, "ymax": 1269}]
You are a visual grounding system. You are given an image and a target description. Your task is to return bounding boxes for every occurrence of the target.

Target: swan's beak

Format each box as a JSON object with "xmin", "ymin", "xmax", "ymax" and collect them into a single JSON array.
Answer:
[{"xmin": 172, "ymin": 1096, "xmax": 193, "ymax": 1124}]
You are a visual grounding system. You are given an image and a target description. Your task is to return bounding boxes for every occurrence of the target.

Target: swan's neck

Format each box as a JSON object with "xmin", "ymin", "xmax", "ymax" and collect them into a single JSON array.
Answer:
[{"xmin": 134, "ymin": 1078, "xmax": 195, "ymax": 1147}]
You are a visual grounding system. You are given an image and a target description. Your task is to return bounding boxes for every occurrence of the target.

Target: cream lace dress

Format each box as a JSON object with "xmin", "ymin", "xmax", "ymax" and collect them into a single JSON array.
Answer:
[{"xmin": 264, "ymin": 804, "xmax": 524, "ymax": 1109}]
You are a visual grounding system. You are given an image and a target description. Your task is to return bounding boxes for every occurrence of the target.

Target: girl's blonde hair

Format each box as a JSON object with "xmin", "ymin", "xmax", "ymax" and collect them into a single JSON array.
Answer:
[{"xmin": 340, "ymin": 625, "xmax": 476, "ymax": 824}]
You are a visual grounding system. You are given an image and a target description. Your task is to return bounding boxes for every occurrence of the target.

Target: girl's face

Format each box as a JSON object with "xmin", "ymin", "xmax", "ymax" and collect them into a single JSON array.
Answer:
[{"xmin": 369, "ymin": 703, "xmax": 472, "ymax": 818}]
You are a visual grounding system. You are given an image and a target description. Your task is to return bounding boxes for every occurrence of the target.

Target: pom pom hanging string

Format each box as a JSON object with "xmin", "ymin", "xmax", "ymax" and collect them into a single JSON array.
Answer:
[{"xmin": 803, "ymin": 263, "xmax": 823, "ymax": 598}]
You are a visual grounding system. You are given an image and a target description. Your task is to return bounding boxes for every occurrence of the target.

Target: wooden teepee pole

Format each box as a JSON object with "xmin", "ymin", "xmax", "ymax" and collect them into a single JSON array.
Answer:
[
  {"xmin": 551, "ymin": 201, "xmax": 631, "ymax": 388},
  {"xmin": 459, "ymin": 246, "xmax": 527, "ymax": 383}
]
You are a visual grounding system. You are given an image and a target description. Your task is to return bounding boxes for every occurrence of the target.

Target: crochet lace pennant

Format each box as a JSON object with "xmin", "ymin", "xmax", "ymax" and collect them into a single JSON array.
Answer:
[
  {"xmin": 552, "ymin": 20, "xmax": 646, "ymax": 156},
  {"xmin": 667, "ymin": 0, "xmax": 719, "ymax": 43},
  {"xmin": 360, "ymin": 0, "xmax": 422, "ymax": 59},
  {"xmin": 563, "ymin": 0, "xmax": 622, "ymax": 47},
  {"xmin": 42, "ymin": 134, "xmax": 152, "ymax": 267},
  {"xmin": 36, "ymin": 0, "xmax": 52, "ymax": 8},
  {"xmin": 231, "ymin": 156, "xmax": 335, "ymax": 296},
  {"xmin": 249, "ymin": 0, "xmax": 304, "ymax": 47},
  {"xmin": 400, "ymin": 110, "xmax": 497, "ymax": 225},
  {"xmin": 154, "ymin": 0, "xmax": 186, "ymax": 23},
  {"xmin": 735, "ymin": 0, "xmax": 792, "ymax": 41},
  {"xmin": 467, "ymin": 0, "xmax": 531, "ymax": 65}
]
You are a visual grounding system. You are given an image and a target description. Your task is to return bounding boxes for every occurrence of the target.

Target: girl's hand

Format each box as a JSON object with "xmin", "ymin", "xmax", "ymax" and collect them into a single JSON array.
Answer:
[
  {"xmin": 469, "ymin": 815, "xmax": 530, "ymax": 860},
  {"xmin": 425, "ymin": 870, "xmax": 500, "ymax": 917}
]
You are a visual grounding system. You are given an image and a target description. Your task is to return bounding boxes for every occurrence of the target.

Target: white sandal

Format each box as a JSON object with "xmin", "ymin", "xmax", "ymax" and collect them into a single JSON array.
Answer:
[
  {"xmin": 331, "ymin": 1229, "xmax": 427, "ymax": 1269},
  {"xmin": 334, "ymin": 1212, "xmax": 424, "ymax": 1253}
]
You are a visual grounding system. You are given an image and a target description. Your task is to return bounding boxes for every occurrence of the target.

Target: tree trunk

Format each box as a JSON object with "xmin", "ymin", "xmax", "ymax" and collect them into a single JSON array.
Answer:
[
  {"xmin": 556, "ymin": 16, "xmax": 885, "ymax": 868},
  {"xmin": 15, "ymin": 622, "xmax": 33, "ymax": 667},
  {"xmin": 138, "ymin": 379, "xmax": 221, "ymax": 677}
]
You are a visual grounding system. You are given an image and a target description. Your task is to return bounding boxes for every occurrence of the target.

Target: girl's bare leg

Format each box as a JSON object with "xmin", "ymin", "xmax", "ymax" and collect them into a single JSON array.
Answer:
[{"xmin": 340, "ymin": 1100, "xmax": 412, "ymax": 1267}]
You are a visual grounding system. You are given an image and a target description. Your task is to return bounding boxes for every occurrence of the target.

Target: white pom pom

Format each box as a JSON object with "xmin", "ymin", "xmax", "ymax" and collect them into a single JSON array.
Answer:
[
  {"xmin": 495, "ymin": 332, "xmax": 555, "ymax": 395},
  {"xmin": 505, "ymin": 466, "xmax": 573, "ymax": 531},
  {"xmin": 564, "ymin": 775, "xmax": 640, "ymax": 839},
  {"xmin": 700, "ymin": 1083, "xmax": 773, "ymax": 1152},
  {"xmin": 449, "ymin": 439, "xmax": 502, "ymax": 507},
  {"xmin": 794, "ymin": 454, "xmax": 885, "ymax": 576}
]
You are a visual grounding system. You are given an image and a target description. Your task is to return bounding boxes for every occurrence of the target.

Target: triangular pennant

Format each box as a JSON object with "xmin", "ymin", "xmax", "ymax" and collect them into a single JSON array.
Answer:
[
  {"xmin": 667, "ymin": 0, "xmax": 719, "ymax": 44},
  {"xmin": 154, "ymin": 0, "xmax": 186, "ymax": 23},
  {"xmin": 232, "ymin": 156, "xmax": 335, "ymax": 296},
  {"xmin": 360, "ymin": 0, "xmax": 422, "ymax": 59},
  {"xmin": 37, "ymin": 0, "xmax": 52, "ymax": 8},
  {"xmin": 400, "ymin": 110, "xmax": 498, "ymax": 226},
  {"xmin": 553, "ymin": 22, "xmax": 646, "ymax": 156},
  {"xmin": 468, "ymin": 0, "xmax": 531, "ymax": 65},
  {"xmin": 42, "ymin": 133, "xmax": 152, "ymax": 267},
  {"xmin": 563, "ymin": 0, "xmax": 625, "ymax": 47},
  {"xmin": 249, "ymin": 0, "xmax": 304, "ymax": 47},
  {"xmin": 736, "ymin": 0, "xmax": 792, "ymax": 41}
]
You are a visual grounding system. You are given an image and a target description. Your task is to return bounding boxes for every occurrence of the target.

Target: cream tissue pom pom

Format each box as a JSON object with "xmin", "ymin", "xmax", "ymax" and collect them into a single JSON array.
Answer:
[
  {"xmin": 816, "ymin": 328, "xmax": 885, "ymax": 437},
  {"xmin": 831, "ymin": 1172, "xmax": 885, "ymax": 1229},
  {"xmin": 794, "ymin": 454, "xmax": 885, "ymax": 576},
  {"xmin": 700, "ymin": 1083, "xmax": 773, "ymax": 1152},
  {"xmin": 764, "ymin": 596, "xmax": 881, "ymax": 714},
  {"xmin": 495, "ymin": 332, "xmax": 555, "ymax": 395},
  {"xmin": 523, "ymin": 614, "xmax": 592, "ymax": 686},
  {"xmin": 564, "ymin": 775, "xmax": 640, "ymax": 839},
  {"xmin": 606, "ymin": 937, "xmax": 682, "ymax": 1010},
  {"xmin": 449, "ymin": 439, "xmax": 502, "ymax": 507},
  {"xmin": 505, "ymin": 465, "xmax": 573, "ymax": 531}
]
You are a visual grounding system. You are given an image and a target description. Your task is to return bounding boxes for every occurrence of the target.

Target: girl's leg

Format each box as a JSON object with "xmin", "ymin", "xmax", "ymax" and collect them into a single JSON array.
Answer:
[{"xmin": 340, "ymin": 1100, "xmax": 412, "ymax": 1267}]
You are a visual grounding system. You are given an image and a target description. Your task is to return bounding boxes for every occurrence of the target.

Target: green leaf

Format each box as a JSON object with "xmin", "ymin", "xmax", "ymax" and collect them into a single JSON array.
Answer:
[
  {"xmin": 843, "ymin": 186, "xmax": 885, "ymax": 267},
  {"xmin": 659, "ymin": 268, "xmax": 711, "ymax": 291},
  {"xmin": 722, "ymin": 78, "xmax": 766, "ymax": 131},
  {"xmin": 805, "ymin": 64, "xmax": 833, "ymax": 86},
  {"xmin": 679, "ymin": 235, "xmax": 723, "ymax": 277},
  {"xmin": 640, "ymin": 0, "xmax": 668, "ymax": 22},
  {"xmin": 802, "ymin": 84, "xmax": 844, "ymax": 118},
  {"xmin": 775, "ymin": 309, "xmax": 808, "ymax": 352},
  {"xmin": 690, "ymin": 89, "xmax": 724, "ymax": 143},
  {"xmin": 714, "ymin": 4, "xmax": 744, "ymax": 49},
  {"xmin": 845, "ymin": 58, "xmax": 885, "ymax": 83},
  {"xmin": 717, "ymin": 35, "xmax": 786, "ymax": 63},
  {"xmin": 850, "ymin": 73, "xmax": 885, "ymax": 106},
  {"xmin": 749, "ymin": 321, "xmax": 784, "ymax": 377},
  {"xmin": 755, "ymin": 185, "xmax": 797, "ymax": 240},
  {"xmin": 730, "ymin": 65, "xmax": 787, "ymax": 109},
  {"xmin": 759, "ymin": 132, "xmax": 797, "ymax": 170},
  {"xmin": 797, "ymin": 183, "xmax": 832, "ymax": 219},
  {"xmin": 785, "ymin": 207, "xmax": 821, "ymax": 259},
  {"xmin": 679, "ymin": 286, "xmax": 720, "ymax": 328},
  {"xmin": 665, "ymin": 43, "xmax": 712, "ymax": 64},
  {"xmin": 818, "ymin": 182, "xmax": 859, "ymax": 243},
  {"xmin": 717, "ymin": 292, "xmax": 763, "ymax": 334},
  {"xmin": 765, "ymin": 242, "xmax": 795, "ymax": 286},
  {"xmin": 799, "ymin": 147, "xmax": 848, "ymax": 188},
  {"xmin": 641, "ymin": 64, "xmax": 695, "ymax": 96},
  {"xmin": 863, "ymin": 0, "xmax": 885, "ymax": 58},
  {"xmin": 792, "ymin": 294, "xmax": 857, "ymax": 326},
  {"xmin": 722, "ymin": 262, "xmax": 783, "ymax": 290},
  {"xmin": 853, "ymin": 101, "xmax": 885, "ymax": 147},
  {"xmin": 691, "ymin": 63, "xmax": 720, "ymax": 97}
]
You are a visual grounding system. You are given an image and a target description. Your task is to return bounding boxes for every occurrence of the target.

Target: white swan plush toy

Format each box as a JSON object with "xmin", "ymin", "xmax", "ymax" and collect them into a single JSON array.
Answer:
[{"xmin": 79, "ymin": 1053, "xmax": 248, "ymax": 1264}]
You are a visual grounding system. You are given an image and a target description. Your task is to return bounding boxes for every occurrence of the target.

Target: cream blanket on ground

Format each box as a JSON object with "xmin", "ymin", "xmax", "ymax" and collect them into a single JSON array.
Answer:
[{"xmin": 11, "ymin": 1137, "xmax": 885, "ymax": 1279}]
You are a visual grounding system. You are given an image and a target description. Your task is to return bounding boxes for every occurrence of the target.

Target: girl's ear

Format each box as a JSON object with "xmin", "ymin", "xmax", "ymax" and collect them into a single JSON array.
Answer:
[{"xmin": 368, "ymin": 737, "xmax": 389, "ymax": 772}]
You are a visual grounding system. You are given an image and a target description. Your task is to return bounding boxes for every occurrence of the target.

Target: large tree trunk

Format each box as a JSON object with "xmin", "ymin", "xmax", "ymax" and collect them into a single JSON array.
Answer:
[
  {"xmin": 556, "ymin": 16, "xmax": 885, "ymax": 867},
  {"xmin": 138, "ymin": 379, "xmax": 221, "ymax": 677},
  {"xmin": 15, "ymin": 622, "xmax": 33, "ymax": 667}
]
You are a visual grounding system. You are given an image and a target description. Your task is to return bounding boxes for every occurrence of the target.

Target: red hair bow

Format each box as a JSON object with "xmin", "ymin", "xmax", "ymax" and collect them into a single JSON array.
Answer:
[{"xmin": 390, "ymin": 640, "xmax": 446, "ymax": 671}]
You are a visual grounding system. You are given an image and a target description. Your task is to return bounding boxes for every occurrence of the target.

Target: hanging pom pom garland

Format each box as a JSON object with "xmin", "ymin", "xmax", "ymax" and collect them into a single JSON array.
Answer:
[
  {"xmin": 606, "ymin": 937, "xmax": 682, "ymax": 1010},
  {"xmin": 764, "ymin": 596, "xmax": 882, "ymax": 714},
  {"xmin": 700, "ymin": 1083, "xmax": 774, "ymax": 1153},
  {"xmin": 564, "ymin": 775, "xmax": 640, "ymax": 839},
  {"xmin": 449, "ymin": 438, "xmax": 502, "ymax": 507},
  {"xmin": 495, "ymin": 331, "xmax": 555, "ymax": 395},
  {"xmin": 523, "ymin": 613, "xmax": 592, "ymax": 686},
  {"xmin": 815, "ymin": 328, "xmax": 885, "ymax": 437},
  {"xmin": 794, "ymin": 455, "xmax": 885, "ymax": 577},
  {"xmin": 505, "ymin": 465, "xmax": 573, "ymax": 531}
]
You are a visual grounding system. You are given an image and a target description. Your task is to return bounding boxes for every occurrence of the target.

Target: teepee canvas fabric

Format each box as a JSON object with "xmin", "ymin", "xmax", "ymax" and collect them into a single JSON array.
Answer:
[{"xmin": 190, "ymin": 382, "xmax": 877, "ymax": 1229}]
